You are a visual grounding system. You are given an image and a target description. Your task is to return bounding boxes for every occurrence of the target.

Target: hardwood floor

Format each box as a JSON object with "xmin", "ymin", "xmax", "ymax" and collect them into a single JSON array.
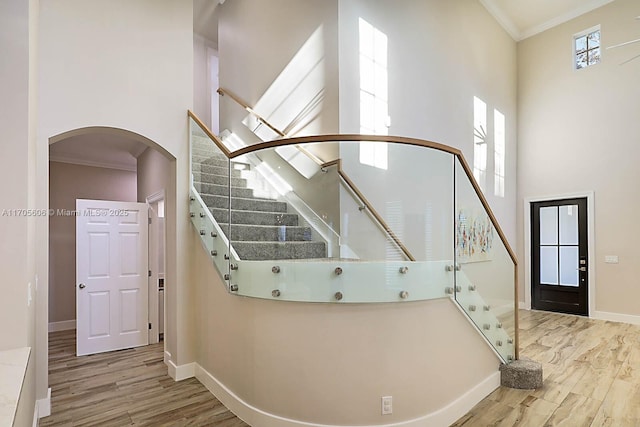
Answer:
[
  {"xmin": 40, "ymin": 330, "xmax": 248, "ymax": 426},
  {"xmin": 453, "ymin": 309, "xmax": 640, "ymax": 426},
  {"xmin": 40, "ymin": 311, "xmax": 640, "ymax": 426}
]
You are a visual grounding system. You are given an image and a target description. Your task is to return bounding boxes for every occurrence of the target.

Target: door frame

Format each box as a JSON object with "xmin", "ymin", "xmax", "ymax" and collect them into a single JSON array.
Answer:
[
  {"xmin": 523, "ymin": 191, "xmax": 595, "ymax": 317},
  {"xmin": 147, "ymin": 190, "xmax": 166, "ymax": 345}
]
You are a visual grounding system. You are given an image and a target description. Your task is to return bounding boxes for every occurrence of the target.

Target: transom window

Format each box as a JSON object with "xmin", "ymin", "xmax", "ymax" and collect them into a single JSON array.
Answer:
[{"xmin": 574, "ymin": 26, "xmax": 601, "ymax": 70}]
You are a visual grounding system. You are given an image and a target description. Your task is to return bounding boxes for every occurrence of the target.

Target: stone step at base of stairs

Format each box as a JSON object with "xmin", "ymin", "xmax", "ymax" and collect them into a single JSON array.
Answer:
[
  {"xmin": 202, "ymin": 194, "xmax": 287, "ymax": 213},
  {"xmin": 218, "ymin": 223, "xmax": 312, "ymax": 242},
  {"xmin": 232, "ymin": 241, "xmax": 327, "ymax": 260},
  {"xmin": 210, "ymin": 208, "xmax": 299, "ymax": 226}
]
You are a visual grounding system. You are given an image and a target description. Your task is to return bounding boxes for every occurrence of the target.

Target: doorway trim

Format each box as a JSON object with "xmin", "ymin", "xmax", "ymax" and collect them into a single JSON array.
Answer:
[
  {"xmin": 523, "ymin": 191, "xmax": 595, "ymax": 317},
  {"xmin": 146, "ymin": 189, "xmax": 166, "ymax": 346}
]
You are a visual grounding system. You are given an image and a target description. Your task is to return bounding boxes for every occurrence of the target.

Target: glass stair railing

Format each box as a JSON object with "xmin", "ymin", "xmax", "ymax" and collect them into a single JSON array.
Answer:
[{"xmin": 188, "ymin": 103, "xmax": 518, "ymax": 363}]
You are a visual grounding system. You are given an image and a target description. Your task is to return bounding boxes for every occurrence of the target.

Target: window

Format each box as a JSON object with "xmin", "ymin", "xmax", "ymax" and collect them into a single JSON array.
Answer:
[
  {"xmin": 494, "ymin": 109, "xmax": 505, "ymax": 198},
  {"xmin": 574, "ymin": 26, "xmax": 601, "ymax": 70},
  {"xmin": 473, "ymin": 96, "xmax": 487, "ymax": 191},
  {"xmin": 359, "ymin": 18, "xmax": 389, "ymax": 170}
]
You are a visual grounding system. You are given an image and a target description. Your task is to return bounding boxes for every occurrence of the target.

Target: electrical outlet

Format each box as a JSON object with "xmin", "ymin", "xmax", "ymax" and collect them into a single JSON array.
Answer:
[
  {"xmin": 605, "ymin": 255, "xmax": 619, "ymax": 264},
  {"xmin": 381, "ymin": 396, "xmax": 392, "ymax": 415}
]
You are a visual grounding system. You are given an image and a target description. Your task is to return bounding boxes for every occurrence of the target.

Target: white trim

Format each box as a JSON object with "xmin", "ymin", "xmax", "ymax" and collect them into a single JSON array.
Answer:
[
  {"xmin": 48, "ymin": 320, "xmax": 76, "ymax": 332},
  {"xmin": 164, "ymin": 350, "xmax": 171, "ymax": 365},
  {"xmin": 594, "ymin": 311, "xmax": 640, "ymax": 326},
  {"xmin": 49, "ymin": 156, "xmax": 136, "ymax": 172},
  {"xmin": 478, "ymin": 0, "xmax": 520, "ymax": 40},
  {"xmin": 32, "ymin": 405, "xmax": 38, "ymax": 427},
  {"xmin": 519, "ymin": 1, "xmax": 613, "ymax": 41},
  {"xmin": 523, "ymin": 192, "xmax": 596, "ymax": 317},
  {"xmin": 167, "ymin": 360, "xmax": 196, "ymax": 381},
  {"xmin": 480, "ymin": 0, "xmax": 614, "ymax": 41},
  {"xmin": 36, "ymin": 387, "xmax": 51, "ymax": 419},
  {"xmin": 195, "ymin": 363, "xmax": 499, "ymax": 427}
]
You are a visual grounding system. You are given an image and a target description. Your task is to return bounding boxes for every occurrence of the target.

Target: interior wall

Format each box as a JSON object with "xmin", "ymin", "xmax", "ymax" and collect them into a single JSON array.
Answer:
[
  {"xmin": 48, "ymin": 161, "xmax": 137, "ymax": 324},
  {"xmin": 194, "ymin": 34, "xmax": 217, "ymax": 132},
  {"xmin": 517, "ymin": 0, "xmax": 640, "ymax": 315},
  {"xmin": 0, "ymin": 0, "xmax": 39, "ymax": 417},
  {"xmin": 338, "ymin": 0, "xmax": 518, "ymax": 245},
  {"xmin": 218, "ymin": 0, "xmax": 340, "ymax": 137},
  {"xmin": 193, "ymin": 237, "xmax": 500, "ymax": 425},
  {"xmin": 39, "ymin": 0, "xmax": 193, "ymax": 380}
]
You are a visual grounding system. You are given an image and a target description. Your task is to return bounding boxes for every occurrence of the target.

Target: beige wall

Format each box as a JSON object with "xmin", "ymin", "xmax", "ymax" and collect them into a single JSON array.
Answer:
[
  {"xmin": 339, "ymin": 0, "xmax": 518, "ymax": 244},
  {"xmin": 48, "ymin": 161, "xmax": 137, "ymax": 323},
  {"xmin": 137, "ymin": 147, "xmax": 173, "ymax": 346},
  {"xmin": 193, "ymin": 236, "xmax": 500, "ymax": 425},
  {"xmin": 218, "ymin": 0, "xmax": 340, "ymax": 138},
  {"xmin": 517, "ymin": 0, "xmax": 640, "ymax": 315},
  {"xmin": 0, "ymin": 0, "xmax": 39, "ymax": 418}
]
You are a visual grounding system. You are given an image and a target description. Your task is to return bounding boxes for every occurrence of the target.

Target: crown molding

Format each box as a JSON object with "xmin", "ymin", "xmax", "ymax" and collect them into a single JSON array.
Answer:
[{"xmin": 49, "ymin": 155, "xmax": 137, "ymax": 172}]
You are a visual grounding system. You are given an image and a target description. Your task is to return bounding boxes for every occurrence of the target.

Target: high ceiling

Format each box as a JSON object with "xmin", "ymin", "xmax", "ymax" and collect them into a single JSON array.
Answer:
[{"xmin": 480, "ymin": 0, "xmax": 615, "ymax": 41}]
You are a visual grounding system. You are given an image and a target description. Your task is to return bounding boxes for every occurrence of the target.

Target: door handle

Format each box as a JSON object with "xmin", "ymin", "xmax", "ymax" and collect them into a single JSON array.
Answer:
[
  {"xmin": 78, "ymin": 283, "xmax": 86, "ymax": 289},
  {"xmin": 577, "ymin": 267, "xmax": 587, "ymax": 272}
]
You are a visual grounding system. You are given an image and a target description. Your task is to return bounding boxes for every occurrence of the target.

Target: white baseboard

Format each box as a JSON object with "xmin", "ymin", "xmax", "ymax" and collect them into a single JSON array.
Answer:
[
  {"xmin": 194, "ymin": 363, "xmax": 500, "ymax": 427},
  {"xmin": 35, "ymin": 387, "xmax": 51, "ymax": 423},
  {"xmin": 167, "ymin": 359, "xmax": 196, "ymax": 381},
  {"xmin": 594, "ymin": 310, "xmax": 640, "ymax": 325},
  {"xmin": 48, "ymin": 320, "xmax": 76, "ymax": 332}
]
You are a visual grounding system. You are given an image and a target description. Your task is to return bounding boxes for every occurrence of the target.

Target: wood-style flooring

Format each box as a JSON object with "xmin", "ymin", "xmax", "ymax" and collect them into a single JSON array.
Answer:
[
  {"xmin": 40, "ymin": 330, "xmax": 248, "ymax": 426},
  {"xmin": 454, "ymin": 309, "xmax": 640, "ymax": 426},
  {"xmin": 40, "ymin": 310, "xmax": 640, "ymax": 426}
]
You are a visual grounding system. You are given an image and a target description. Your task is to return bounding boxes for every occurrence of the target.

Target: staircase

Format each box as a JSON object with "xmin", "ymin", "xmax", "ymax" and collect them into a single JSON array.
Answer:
[{"xmin": 191, "ymin": 134, "xmax": 327, "ymax": 260}]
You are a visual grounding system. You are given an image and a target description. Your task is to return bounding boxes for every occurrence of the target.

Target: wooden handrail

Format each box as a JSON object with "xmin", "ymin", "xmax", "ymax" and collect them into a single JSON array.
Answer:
[
  {"xmin": 217, "ymin": 88, "xmax": 286, "ymax": 138},
  {"xmin": 188, "ymin": 109, "xmax": 519, "ymax": 358},
  {"xmin": 322, "ymin": 159, "xmax": 416, "ymax": 262},
  {"xmin": 188, "ymin": 110, "xmax": 231, "ymax": 157}
]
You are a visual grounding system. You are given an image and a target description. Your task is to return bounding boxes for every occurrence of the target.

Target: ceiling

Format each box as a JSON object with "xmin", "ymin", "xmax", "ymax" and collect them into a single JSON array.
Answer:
[
  {"xmin": 194, "ymin": 0, "xmax": 222, "ymax": 43},
  {"xmin": 480, "ymin": 0, "xmax": 615, "ymax": 41},
  {"xmin": 49, "ymin": 133, "xmax": 148, "ymax": 171}
]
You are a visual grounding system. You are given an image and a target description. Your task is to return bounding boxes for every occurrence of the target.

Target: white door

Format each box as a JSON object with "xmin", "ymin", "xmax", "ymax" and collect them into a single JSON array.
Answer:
[{"xmin": 76, "ymin": 199, "xmax": 149, "ymax": 356}]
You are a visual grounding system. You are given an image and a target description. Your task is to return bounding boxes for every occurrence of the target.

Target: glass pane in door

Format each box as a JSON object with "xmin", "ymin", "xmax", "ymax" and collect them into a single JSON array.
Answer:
[
  {"xmin": 559, "ymin": 205, "xmax": 579, "ymax": 245},
  {"xmin": 560, "ymin": 246, "xmax": 579, "ymax": 286},
  {"xmin": 540, "ymin": 246, "xmax": 559, "ymax": 285},
  {"xmin": 539, "ymin": 207, "xmax": 558, "ymax": 245}
]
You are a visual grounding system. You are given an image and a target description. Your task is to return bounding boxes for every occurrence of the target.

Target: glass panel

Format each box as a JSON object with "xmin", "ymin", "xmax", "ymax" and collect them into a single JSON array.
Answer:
[
  {"xmin": 559, "ymin": 205, "xmax": 578, "ymax": 245},
  {"xmin": 224, "ymin": 140, "xmax": 455, "ymax": 304},
  {"xmin": 539, "ymin": 206, "xmax": 558, "ymax": 245},
  {"xmin": 575, "ymin": 35, "xmax": 587, "ymax": 54},
  {"xmin": 560, "ymin": 246, "xmax": 579, "ymax": 287},
  {"xmin": 576, "ymin": 52, "xmax": 588, "ymax": 69},
  {"xmin": 588, "ymin": 47, "xmax": 601, "ymax": 65},
  {"xmin": 190, "ymin": 116, "xmax": 231, "ymax": 283},
  {"xmin": 588, "ymin": 31, "xmax": 600, "ymax": 49},
  {"xmin": 455, "ymin": 158, "xmax": 515, "ymax": 362},
  {"xmin": 540, "ymin": 247, "xmax": 559, "ymax": 285}
]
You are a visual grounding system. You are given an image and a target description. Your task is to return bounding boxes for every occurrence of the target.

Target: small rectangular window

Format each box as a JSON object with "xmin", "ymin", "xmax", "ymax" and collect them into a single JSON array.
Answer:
[{"xmin": 574, "ymin": 26, "xmax": 601, "ymax": 70}]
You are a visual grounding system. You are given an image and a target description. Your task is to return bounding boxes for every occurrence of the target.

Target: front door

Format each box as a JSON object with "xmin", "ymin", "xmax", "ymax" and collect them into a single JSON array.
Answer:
[
  {"xmin": 76, "ymin": 199, "xmax": 149, "ymax": 356},
  {"xmin": 531, "ymin": 198, "xmax": 588, "ymax": 315}
]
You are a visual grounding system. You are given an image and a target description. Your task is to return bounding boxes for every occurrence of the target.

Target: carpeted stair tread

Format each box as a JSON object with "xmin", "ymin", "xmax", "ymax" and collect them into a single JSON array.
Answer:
[
  {"xmin": 232, "ymin": 241, "xmax": 327, "ymax": 260},
  {"xmin": 218, "ymin": 223, "xmax": 312, "ymax": 242},
  {"xmin": 210, "ymin": 208, "xmax": 299, "ymax": 226},
  {"xmin": 202, "ymin": 194, "xmax": 287, "ymax": 213},
  {"xmin": 194, "ymin": 183, "xmax": 254, "ymax": 198}
]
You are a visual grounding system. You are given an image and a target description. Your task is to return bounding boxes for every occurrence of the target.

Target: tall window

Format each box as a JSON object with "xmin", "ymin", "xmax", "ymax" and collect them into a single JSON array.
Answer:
[
  {"xmin": 574, "ymin": 26, "xmax": 601, "ymax": 70},
  {"xmin": 359, "ymin": 18, "xmax": 388, "ymax": 170},
  {"xmin": 473, "ymin": 96, "xmax": 487, "ymax": 191},
  {"xmin": 494, "ymin": 109, "xmax": 505, "ymax": 198}
]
